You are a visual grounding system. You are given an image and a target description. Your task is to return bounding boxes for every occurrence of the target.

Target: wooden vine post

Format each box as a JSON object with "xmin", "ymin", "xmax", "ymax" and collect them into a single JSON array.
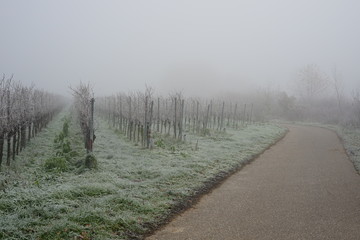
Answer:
[
  {"xmin": 6, "ymin": 89, "xmax": 11, "ymax": 166},
  {"xmin": 220, "ymin": 101, "xmax": 225, "ymax": 131},
  {"xmin": 157, "ymin": 98, "xmax": 160, "ymax": 132},
  {"xmin": 233, "ymin": 103, "xmax": 237, "ymax": 128},
  {"xmin": 88, "ymin": 98, "xmax": 95, "ymax": 153},
  {"xmin": 173, "ymin": 98, "xmax": 177, "ymax": 138},
  {"xmin": 243, "ymin": 103, "xmax": 247, "ymax": 125},
  {"xmin": 143, "ymin": 96, "xmax": 148, "ymax": 148},
  {"xmin": 178, "ymin": 99, "xmax": 185, "ymax": 140},
  {"xmin": 249, "ymin": 103, "xmax": 253, "ymax": 124},
  {"xmin": 147, "ymin": 100, "xmax": 154, "ymax": 148}
]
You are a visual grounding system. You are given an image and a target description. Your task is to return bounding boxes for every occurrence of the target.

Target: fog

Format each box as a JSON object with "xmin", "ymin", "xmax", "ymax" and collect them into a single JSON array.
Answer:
[{"xmin": 1, "ymin": 0, "xmax": 360, "ymax": 97}]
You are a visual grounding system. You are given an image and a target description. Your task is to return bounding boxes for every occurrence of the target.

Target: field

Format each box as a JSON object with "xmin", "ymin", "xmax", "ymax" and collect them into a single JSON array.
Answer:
[
  {"xmin": 0, "ymin": 108, "xmax": 286, "ymax": 239},
  {"xmin": 2, "ymin": 2, "xmax": 360, "ymax": 239}
]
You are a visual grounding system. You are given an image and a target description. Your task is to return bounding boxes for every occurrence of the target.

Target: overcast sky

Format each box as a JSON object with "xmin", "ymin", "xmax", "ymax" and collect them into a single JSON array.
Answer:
[{"xmin": 1, "ymin": 0, "xmax": 359, "ymax": 97}]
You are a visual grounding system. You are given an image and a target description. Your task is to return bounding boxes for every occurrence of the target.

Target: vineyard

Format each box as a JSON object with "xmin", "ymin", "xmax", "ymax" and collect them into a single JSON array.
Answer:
[
  {"xmin": 2, "ymin": 77, "xmax": 359, "ymax": 240},
  {"xmin": 0, "ymin": 78, "xmax": 291, "ymax": 239},
  {"xmin": 2, "ymin": 1, "xmax": 360, "ymax": 239},
  {"xmin": 0, "ymin": 75, "xmax": 64, "ymax": 169},
  {"xmin": 97, "ymin": 87, "xmax": 254, "ymax": 150}
]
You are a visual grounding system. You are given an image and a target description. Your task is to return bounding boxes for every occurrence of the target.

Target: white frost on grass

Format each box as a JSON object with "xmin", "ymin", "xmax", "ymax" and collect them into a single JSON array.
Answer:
[
  {"xmin": 336, "ymin": 127, "xmax": 360, "ymax": 172},
  {"xmin": 0, "ymin": 112, "xmax": 286, "ymax": 239}
]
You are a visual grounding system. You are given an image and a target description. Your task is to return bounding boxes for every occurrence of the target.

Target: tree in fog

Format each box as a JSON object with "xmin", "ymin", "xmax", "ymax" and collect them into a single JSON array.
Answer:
[
  {"xmin": 277, "ymin": 91, "xmax": 297, "ymax": 119},
  {"xmin": 331, "ymin": 66, "xmax": 344, "ymax": 115},
  {"xmin": 297, "ymin": 64, "xmax": 329, "ymax": 103},
  {"xmin": 352, "ymin": 89, "xmax": 360, "ymax": 127}
]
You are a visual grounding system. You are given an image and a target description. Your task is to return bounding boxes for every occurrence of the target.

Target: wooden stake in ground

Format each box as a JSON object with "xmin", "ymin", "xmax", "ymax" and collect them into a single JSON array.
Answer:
[
  {"xmin": 157, "ymin": 98, "xmax": 160, "ymax": 132},
  {"xmin": 6, "ymin": 88, "xmax": 11, "ymax": 166},
  {"xmin": 0, "ymin": 133, "xmax": 4, "ymax": 167},
  {"xmin": 220, "ymin": 101, "xmax": 225, "ymax": 131},
  {"xmin": 174, "ymin": 98, "xmax": 177, "ymax": 139},
  {"xmin": 178, "ymin": 99, "xmax": 184, "ymax": 140},
  {"xmin": 196, "ymin": 101, "xmax": 199, "ymax": 133},
  {"xmin": 204, "ymin": 104, "xmax": 210, "ymax": 133},
  {"xmin": 143, "ymin": 96, "xmax": 148, "ymax": 148},
  {"xmin": 243, "ymin": 103, "xmax": 247, "ymax": 125},
  {"xmin": 88, "ymin": 98, "xmax": 95, "ymax": 153},
  {"xmin": 249, "ymin": 103, "xmax": 253, "ymax": 124},
  {"xmin": 147, "ymin": 101, "xmax": 154, "ymax": 148},
  {"xmin": 233, "ymin": 103, "xmax": 237, "ymax": 128}
]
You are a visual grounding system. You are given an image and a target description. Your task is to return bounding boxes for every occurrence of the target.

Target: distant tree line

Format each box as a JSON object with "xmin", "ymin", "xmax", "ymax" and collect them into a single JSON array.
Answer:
[{"xmin": 244, "ymin": 64, "xmax": 360, "ymax": 127}]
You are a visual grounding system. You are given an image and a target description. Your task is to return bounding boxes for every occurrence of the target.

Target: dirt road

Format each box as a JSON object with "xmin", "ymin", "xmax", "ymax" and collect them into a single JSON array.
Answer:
[{"xmin": 147, "ymin": 125, "xmax": 360, "ymax": 240}]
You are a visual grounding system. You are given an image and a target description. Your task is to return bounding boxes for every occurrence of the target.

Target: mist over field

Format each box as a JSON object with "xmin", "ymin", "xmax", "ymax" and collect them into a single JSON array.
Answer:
[
  {"xmin": 1, "ymin": 0, "xmax": 360, "ymax": 98},
  {"xmin": 2, "ymin": 1, "xmax": 360, "ymax": 239}
]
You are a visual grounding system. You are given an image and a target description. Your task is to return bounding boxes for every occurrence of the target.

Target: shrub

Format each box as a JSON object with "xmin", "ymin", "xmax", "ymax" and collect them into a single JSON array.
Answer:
[
  {"xmin": 44, "ymin": 157, "xmax": 68, "ymax": 172},
  {"xmin": 62, "ymin": 118, "xmax": 70, "ymax": 137},
  {"xmin": 54, "ymin": 132, "xmax": 65, "ymax": 144},
  {"xmin": 155, "ymin": 138, "xmax": 165, "ymax": 148},
  {"xmin": 62, "ymin": 139, "xmax": 71, "ymax": 153},
  {"xmin": 169, "ymin": 145, "xmax": 176, "ymax": 153},
  {"xmin": 85, "ymin": 154, "xmax": 97, "ymax": 169},
  {"xmin": 200, "ymin": 128, "xmax": 211, "ymax": 136}
]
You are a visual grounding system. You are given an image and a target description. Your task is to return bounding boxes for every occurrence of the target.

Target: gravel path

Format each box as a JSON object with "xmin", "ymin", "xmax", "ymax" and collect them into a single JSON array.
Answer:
[{"xmin": 147, "ymin": 125, "xmax": 360, "ymax": 240}]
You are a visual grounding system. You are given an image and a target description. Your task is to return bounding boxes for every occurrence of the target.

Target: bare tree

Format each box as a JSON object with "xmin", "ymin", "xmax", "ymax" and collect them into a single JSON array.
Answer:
[
  {"xmin": 297, "ymin": 64, "xmax": 329, "ymax": 102},
  {"xmin": 352, "ymin": 89, "xmax": 360, "ymax": 127},
  {"xmin": 331, "ymin": 66, "xmax": 344, "ymax": 116},
  {"xmin": 70, "ymin": 82, "xmax": 95, "ymax": 153},
  {"xmin": 0, "ymin": 75, "xmax": 64, "ymax": 168}
]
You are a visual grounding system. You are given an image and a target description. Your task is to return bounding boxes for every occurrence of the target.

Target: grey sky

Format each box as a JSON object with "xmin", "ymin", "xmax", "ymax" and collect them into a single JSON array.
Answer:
[{"xmin": 1, "ymin": 0, "xmax": 359, "ymax": 97}]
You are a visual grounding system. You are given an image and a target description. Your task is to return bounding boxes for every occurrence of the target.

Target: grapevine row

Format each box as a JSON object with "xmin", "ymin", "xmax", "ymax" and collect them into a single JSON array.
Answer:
[
  {"xmin": 0, "ymin": 75, "xmax": 64, "ymax": 167},
  {"xmin": 97, "ymin": 88, "xmax": 254, "ymax": 148}
]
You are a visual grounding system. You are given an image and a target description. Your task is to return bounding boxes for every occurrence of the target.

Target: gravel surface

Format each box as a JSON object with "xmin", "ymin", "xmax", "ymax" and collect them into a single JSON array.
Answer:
[{"xmin": 147, "ymin": 125, "xmax": 360, "ymax": 240}]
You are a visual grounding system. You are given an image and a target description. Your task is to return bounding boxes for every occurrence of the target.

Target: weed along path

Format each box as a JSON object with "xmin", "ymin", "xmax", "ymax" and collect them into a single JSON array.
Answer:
[{"xmin": 147, "ymin": 125, "xmax": 360, "ymax": 240}]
